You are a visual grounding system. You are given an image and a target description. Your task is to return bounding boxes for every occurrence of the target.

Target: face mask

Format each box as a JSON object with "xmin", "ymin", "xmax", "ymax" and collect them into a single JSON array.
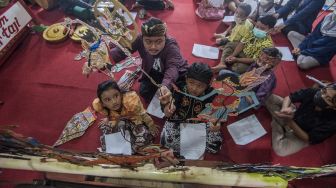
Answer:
[
  {"xmin": 260, "ymin": 0, "xmax": 269, "ymax": 6},
  {"xmin": 234, "ymin": 14, "xmax": 243, "ymax": 24},
  {"xmin": 253, "ymin": 27, "xmax": 267, "ymax": 38},
  {"xmin": 313, "ymin": 90, "xmax": 330, "ymax": 109}
]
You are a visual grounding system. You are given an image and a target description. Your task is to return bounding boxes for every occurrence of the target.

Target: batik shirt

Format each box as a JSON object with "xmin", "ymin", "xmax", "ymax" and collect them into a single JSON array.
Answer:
[
  {"xmin": 92, "ymin": 91, "xmax": 155, "ymax": 129},
  {"xmin": 241, "ymin": 31, "xmax": 274, "ymax": 59}
]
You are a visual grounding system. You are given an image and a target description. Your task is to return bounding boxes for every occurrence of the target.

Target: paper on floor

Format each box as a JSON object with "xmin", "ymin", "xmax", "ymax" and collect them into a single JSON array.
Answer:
[
  {"xmin": 147, "ymin": 92, "xmax": 165, "ymax": 118},
  {"xmin": 105, "ymin": 131, "xmax": 132, "ymax": 155},
  {"xmin": 276, "ymin": 47, "xmax": 294, "ymax": 61},
  {"xmin": 180, "ymin": 123, "xmax": 206, "ymax": 160},
  {"xmin": 227, "ymin": 114, "xmax": 266, "ymax": 145},
  {"xmin": 222, "ymin": 16, "xmax": 235, "ymax": 22},
  {"xmin": 192, "ymin": 44, "xmax": 219, "ymax": 60}
]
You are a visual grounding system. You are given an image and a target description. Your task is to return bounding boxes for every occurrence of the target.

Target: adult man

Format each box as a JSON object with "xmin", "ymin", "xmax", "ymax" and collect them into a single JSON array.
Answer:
[
  {"xmin": 110, "ymin": 17, "xmax": 188, "ymax": 102},
  {"xmin": 265, "ymin": 83, "xmax": 336, "ymax": 156}
]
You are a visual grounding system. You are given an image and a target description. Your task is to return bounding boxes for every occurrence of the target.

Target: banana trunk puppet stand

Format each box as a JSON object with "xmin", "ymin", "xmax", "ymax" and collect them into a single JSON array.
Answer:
[{"xmin": 1, "ymin": 128, "xmax": 336, "ymax": 188}]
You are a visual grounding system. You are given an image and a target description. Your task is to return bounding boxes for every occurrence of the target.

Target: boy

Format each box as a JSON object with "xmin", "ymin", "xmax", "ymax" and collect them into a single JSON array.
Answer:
[
  {"xmin": 159, "ymin": 62, "xmax": 222, "ymax": 156},
  {"xmin": 109, "ymin": 17, "xmax": 188, "ymax": 102},
  {"xmin": 213, "ymin": 3, "xmax": 253, "ymax": 72},
  {"xmin": 223, "ymin": 15, "xmax": 276, "ymax": 74},
  {"xmin": 218, "ymin": 47, "xmax": 282, "ymax": 105}
]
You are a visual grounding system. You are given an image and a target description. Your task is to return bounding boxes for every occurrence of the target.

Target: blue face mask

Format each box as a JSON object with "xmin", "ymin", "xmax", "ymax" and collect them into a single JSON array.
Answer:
[{"xmin": 253, "ymin": 27, "xmax": 267, "ymax": 38}]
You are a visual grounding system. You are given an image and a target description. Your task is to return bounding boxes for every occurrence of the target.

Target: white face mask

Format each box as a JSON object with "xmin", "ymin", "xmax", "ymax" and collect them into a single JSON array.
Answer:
[{"xmin": 234, "ymin": 14, "xmax": 243, "ymax": 24}]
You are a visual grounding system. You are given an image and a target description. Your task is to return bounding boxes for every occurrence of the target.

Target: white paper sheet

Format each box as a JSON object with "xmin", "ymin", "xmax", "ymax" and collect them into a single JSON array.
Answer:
[
  {"xmin": 227, "ymin": 115, "xmax": 266, "ymax": 145},
  {"xmin": 276, "ymin": 46, "xmax": 294, "ymax": 61},
  {"xmin": 222, "ymin": 16, "xmax": 235, "ymax": 22},
  {"xmin": 180, "ymin": 123, "xmax": 206, "ymax": 160},
  {"xmin": 192, "ymin": 44, "xmax": 219, "ymax": 60},
  {"xmin": 105, "ymin": 131, "xmax": 132, "ymax": 155},
  {"xmin": 275, "ymin": 18, "xmax": 284, "ymax": 27},
  {"xmin": 147, "ymin": 92, "xmax": 165, "ymax": 118}
]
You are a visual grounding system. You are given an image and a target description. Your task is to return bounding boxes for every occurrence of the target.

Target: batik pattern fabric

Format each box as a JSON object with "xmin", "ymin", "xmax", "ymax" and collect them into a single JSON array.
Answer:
[
  {"xmin": 92, "ymin": 91, "xmax": 157, "ymax": 153},
  {"xmin": 241, "ymin": 31, "xmax": 274, "ymax": 59},
  {"xmin": 160, "ymin": 121, "xmax": 222, "ymax": 154},
  {"xmin": 161, "ymin": 83, "xmax": 222, "ymax": 154},
  {"xmin": 99, "ymin": 120, "xmax": 154, "ymax": 153},
  {"xmin": 92, "ymin": 91, "xmax": 157, "ymax": 132}
]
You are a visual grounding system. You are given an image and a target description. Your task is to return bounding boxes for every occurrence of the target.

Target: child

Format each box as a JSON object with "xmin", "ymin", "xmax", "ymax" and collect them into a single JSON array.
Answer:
[
  {"xmin": 249, "ymin": 0, "xmax": 276, "ymax": 22},
  {"xmin": 92, "ymin": 80, "xmax": 158, "ymax": 153},
  {"xmin": 221, "ymin": 15, "xmax": 276, "ymax": 74},
  {"xmin": 212, "ymin": 3, "xmax": 253, "ymax": 72},
  {"xmin": 159, "ymin": 62, "xmax": 222, "ymax": 156},
  {"xmin": 225, "ymin": 0, "xmax": 243, "ymax": 13}
]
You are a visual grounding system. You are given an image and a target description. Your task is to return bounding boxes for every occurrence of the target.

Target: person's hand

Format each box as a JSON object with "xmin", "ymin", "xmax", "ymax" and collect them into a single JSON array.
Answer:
[
  {"xmin": 209, "ymin": 122, "xmax": 221, "ymax": 132},
  {"xmin": 275, "ymin": 107, "xmax": 295, "ymax": 120},
  {"xmin": 98, "ymin": 118, "xmax": 114, "ymax": 127},
  {"xmin": 272, "ymin": 13, "xmax": 280, "ymax": 19},
  {"xmin": 273, "ymin": 24, "xmax": 286, "ymax": 34},
  {"xmin": 158, "ymin": 85, "xmax": 172, "ymax": 105},
  {"xmin": 292, "ymin": 48, "xmax": 300, "ymax": 55},
  {"xmin": 225, "ymin": 55, "xmax": 237, "ymax": 64},
  {"xmin": 163, "ymin": 103, "xmax": 176, "ymax": 118}
]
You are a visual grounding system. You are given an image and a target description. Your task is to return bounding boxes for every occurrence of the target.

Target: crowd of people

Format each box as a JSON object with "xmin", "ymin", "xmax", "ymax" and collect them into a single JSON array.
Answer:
[{"xmin": 92, "ymin": 0, "xmax": 336, "ymax": 159}]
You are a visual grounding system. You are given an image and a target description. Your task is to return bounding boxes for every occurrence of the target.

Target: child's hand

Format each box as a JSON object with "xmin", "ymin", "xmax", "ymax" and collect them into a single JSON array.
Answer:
[
  {"xmin": 148, "ymin": 124, "xmax": 159, "ymax": 136},
  {"xmin": 225, "ymin": 56, "xmax": 236, "ymax": 64},
  {"xmin": 159, "ymin": 86, "xmax": 172, "ymax": 105},
  {"xmin": 209, "ymin": 122, "xmax": 221, "ymax": 132},
  {"xmin": 98, "ymin": 118, "xmax": 114, "ymax": 127},
  {"xmin": 292, "ymin": 48, "xmax": 300, "ymax": 55},
  {"xmin": 163, "ymin": 103, "xmax": 176, "ymax": 118}
]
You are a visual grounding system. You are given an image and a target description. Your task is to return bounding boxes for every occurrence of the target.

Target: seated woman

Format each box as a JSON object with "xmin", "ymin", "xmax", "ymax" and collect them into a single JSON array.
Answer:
[
  {"xmin": 195, "ymin": 0, "xmax": 226, "ymax": 20},
  {"xmin": 249, "ymin": 0, "xmax": 276, "ymax": 23},
  {"xmin": 92, "ymin": 80, "xmax": 158, "ymax": 153},
  {"xmin": 265, "ymin": 83, "xmax": 336, "ymax": 156},
  {"xmin": 159, "ymin": 62, "xmax": 223, "ymax": 157},
  {"xmin": 290, "ymin": 12, "xmax": 336, "ymax": 70}
]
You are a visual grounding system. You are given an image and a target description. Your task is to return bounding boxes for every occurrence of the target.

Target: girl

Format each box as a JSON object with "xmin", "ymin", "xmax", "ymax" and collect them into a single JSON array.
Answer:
[{"xmin": 92, "ymin": 80, "xmax": 158, "ymax": 153}]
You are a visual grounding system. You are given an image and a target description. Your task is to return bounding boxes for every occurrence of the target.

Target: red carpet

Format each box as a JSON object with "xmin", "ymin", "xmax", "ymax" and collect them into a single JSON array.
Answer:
[{"xmin": 0, "ymin": 0, "xmax": 335, "ymax": 187}]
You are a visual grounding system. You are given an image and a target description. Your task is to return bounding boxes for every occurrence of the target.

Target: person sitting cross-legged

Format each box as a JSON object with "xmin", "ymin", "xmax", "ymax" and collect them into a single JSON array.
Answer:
[{"xmin": 265, "ymin": 83, "xmax": 336, "ymax": 156}]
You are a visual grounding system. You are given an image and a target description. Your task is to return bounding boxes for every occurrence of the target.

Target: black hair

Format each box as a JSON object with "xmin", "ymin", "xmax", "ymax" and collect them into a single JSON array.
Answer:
[
  {"xmin": 238, "ymin": 3, "xmax": 252, "ymax": 17},
  {"xmin": 97, "ymin": 80, "xmax": 125, "ymax": 117},
  {"xmin": 262, "ymin": 47, "xmax": 282, "ymax": 59},
  {"xmin": 97, "ymin": 80, "xmax": 123, "ymax": 102},
  {"xmin": 187, "ymin": 62, "xmax": 213, "ymax": 85},
  {"xmin": 258, "ymin": 15, "xmax": 277, "ymax": 29}
]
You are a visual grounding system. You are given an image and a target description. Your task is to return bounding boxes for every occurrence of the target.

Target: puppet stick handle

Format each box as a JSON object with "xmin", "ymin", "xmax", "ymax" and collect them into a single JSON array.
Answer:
[{"xmin": 306, "ymin": 75, "xmax": 327, "ymax": 87}]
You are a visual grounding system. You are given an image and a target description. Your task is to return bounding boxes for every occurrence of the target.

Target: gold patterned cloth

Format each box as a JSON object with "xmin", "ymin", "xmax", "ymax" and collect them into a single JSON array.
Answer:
[
  {"xmin": 241, "ymin": 31, "xmax": 274, "ymax": 59},
  {"xmin": 92, "ymin": 91, "xmax": 157, "ymax": 135}
]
